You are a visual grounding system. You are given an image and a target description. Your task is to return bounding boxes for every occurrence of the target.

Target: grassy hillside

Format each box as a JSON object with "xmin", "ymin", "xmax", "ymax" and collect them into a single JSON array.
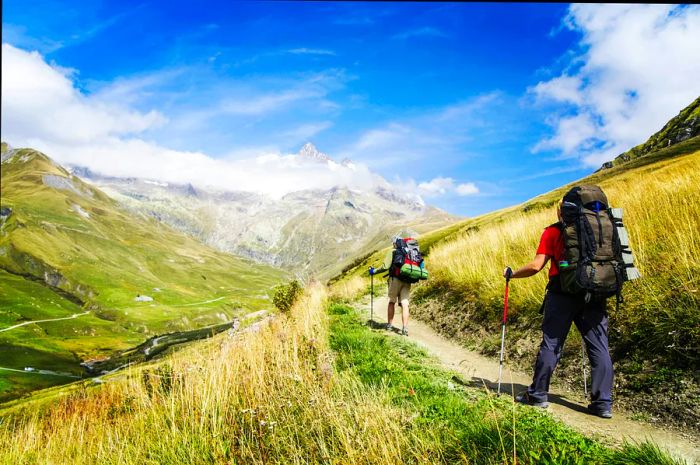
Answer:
[
  {"xmin": 606, "ymin": 96, "xmax": 700, "ymax": 168},
  {"xmin": 331, "ymin": 136, "xmax": 700, "ymax": 430},
  {"xmin": 0, "ymin": 147, "xmax": 283, "ymax": 401},
  {"xmin": 0, "ymin": 285, "xmax": 684, "ymax": 465}
]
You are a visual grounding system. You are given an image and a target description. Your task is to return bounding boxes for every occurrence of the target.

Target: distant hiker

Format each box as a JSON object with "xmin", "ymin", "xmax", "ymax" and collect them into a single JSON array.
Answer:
[
  {"xmin": 503, "ymin": 185, "xmax": 638, "ymax": 419},
  {"xmin": 370, "ymin": 236, "xmax": 428, "ymax": 336}
]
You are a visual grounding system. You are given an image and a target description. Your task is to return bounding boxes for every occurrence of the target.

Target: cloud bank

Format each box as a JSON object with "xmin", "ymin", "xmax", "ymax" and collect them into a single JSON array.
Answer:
[
  {"xmin": 0, "ymin": 43, "xmax": 399, "ymax": 199},
  {"xmin": 532, "ymin": 4, "xmax": 700, "ymax": 166}
]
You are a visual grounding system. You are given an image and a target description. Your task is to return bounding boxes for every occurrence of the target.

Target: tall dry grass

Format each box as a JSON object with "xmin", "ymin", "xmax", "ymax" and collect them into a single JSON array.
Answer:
[
  {"xmin": 425, "ymin": 152, "xmax": 700, "ymax": 365},
  {"xmin": 328, "ymin": 275, "xmax": 368, "ymax": 302},
  {"xmin": 0, "ymin": 284, "xmax": 433, "ymax": 465}
]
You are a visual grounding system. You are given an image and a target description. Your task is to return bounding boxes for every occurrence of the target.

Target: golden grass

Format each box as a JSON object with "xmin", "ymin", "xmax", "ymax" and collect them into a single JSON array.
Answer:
[
  {"xmin": 0, "ymin": 285, "xmax": 433, "ymax": 465},
  {"xmin": 424, "ymin": 151, "xmax": 700, "ymax": 361},
  {"xmin": 328, "ymin": 275, "xmax": 367, "ymax": 302},
  {"xmin": 428, "ymin": 151, "xmax": 700, "ymax": 309}
]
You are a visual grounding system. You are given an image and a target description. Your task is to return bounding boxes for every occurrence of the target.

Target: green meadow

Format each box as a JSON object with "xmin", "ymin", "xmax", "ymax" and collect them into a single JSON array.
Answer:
[{"xmin": 0, "ymin": 148, "xmax": 284, "ymax": 400}]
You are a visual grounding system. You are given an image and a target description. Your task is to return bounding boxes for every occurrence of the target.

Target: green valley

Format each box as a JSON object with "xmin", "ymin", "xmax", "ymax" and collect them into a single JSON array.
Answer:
[{"xmin": 0, "ymin": 146, "xmax": 284, "ymax": 401}]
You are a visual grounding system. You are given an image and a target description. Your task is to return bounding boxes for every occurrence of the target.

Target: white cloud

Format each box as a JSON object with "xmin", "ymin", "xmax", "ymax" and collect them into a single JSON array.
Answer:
[
  {"xmin": 219, "ymin": 88, "xmax": 322, "ymax": 116},
  {"xmin": 161, "ymin": 69, "xmax": 347, "ymax": 138},
  {"xmin": 418, "ymin": 177, "xmax": 454, "ymax": 195},
  {"xmin": 281, "ymin": 122, "xmax": 333, "ymax": 141},
  {"xmin": 417, "ymin": 177, "xmax": 479, "ymax": 197},
  {"xmin": 455, "ymin": 182, "xmax": 479, "ymax": 196},
  {"xmin": 533, "ymin": 113, "xmax": 599, "ymax": 156},
  {"xmin": 1, "ymin": 43, "xmax": 166, "ymax": 145},
  {"xmin": 90, "ymin": 68, "xmax": 187, "ymax": 106},
  {"xmin": 355, "ymin": 123, "xmax": 411, "ymax": 150},
  {"xmin": 340, "ymin": 92, "xmax": 501, "ymax": 168},
  {"xmin": 45, "ymin": 138, "xmax": 388, "ymax": 199},
  {"xmin": 531, "ymin": 4, "xmax": 700, "ymax": 166},
  {"xmin": 393, "ymin": 27, "xmax": 447, "ymax": 40},
  {"xmin": 288, "ymin": 48, "xmax": 336, "ymax": 56},
  {"xmin": 531, "ymin": 75, "xmax": 582, "ymax": 105},
  {"xmin": 0, "ymin": 43, "xmax": 391, "ymax": 199},
  {"xmin": 435, "ymin": 93, "xmax": 501, "ymax": 121},
  {"xmin": 0, "ymin": 43, "xmax": 480, "ymax": 204}
]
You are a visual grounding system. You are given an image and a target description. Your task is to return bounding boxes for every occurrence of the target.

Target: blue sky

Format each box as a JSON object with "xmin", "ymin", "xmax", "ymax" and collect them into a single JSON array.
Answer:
[{"xmin": 3, "ymin": 2, "xmax": 699, "ymax": 216}]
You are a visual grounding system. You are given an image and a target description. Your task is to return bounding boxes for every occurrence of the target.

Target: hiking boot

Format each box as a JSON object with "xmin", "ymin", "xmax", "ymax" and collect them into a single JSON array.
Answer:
[
  {"xmin": 385, "ymin": 323, "xmax": 394, "ymax": 331},
  {"xmin": 515, "ymin": 391, "xmax": 549, "ymax": 409},
  {"xmin": 587, "ymin": 405, "xmax": 613, "ymax": 419},
  {"xmin": 401, "ymin": 327, "xmax": 408, "ymax": 336}
]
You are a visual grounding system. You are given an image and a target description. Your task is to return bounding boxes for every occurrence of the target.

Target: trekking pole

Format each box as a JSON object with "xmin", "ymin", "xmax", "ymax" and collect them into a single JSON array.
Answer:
[
  {"xmin": 497, "ymin": 277, "xmax": 510, "ymax": 394},
  {"xmin": 370, "ymin": 272, "xmax": 374, "ymax": 322},
  {"xmin": 581, "ymin": 340, "xmax": 588, "ymax": 400}
]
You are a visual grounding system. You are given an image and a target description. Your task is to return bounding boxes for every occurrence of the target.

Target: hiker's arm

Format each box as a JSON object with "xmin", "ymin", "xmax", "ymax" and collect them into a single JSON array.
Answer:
[
  {"xmin": 372, "ymin": 250, "xmax": 394, "ymax": 274},
  {"xmin": 507, "ymin": 254, "xmax": 549, "ymax": 279}
]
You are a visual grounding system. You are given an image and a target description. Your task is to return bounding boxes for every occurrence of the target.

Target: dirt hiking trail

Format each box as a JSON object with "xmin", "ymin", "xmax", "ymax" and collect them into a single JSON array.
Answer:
[{"xmin": 358, "ymin": 295, "xmax": 700, "ymax": 464}]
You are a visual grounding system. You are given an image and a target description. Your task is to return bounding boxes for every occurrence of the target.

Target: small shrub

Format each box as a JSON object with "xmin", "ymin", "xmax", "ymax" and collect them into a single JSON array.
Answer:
[{"xmin": 272, "ymin": 280, "xmax": 302, "ymax": 313}]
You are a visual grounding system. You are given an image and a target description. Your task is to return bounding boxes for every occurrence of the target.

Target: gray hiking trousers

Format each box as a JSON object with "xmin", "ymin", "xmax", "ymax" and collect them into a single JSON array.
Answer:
[{"xmin": 527, "ymin": 291, "xmax": 614, "ymax": 412}]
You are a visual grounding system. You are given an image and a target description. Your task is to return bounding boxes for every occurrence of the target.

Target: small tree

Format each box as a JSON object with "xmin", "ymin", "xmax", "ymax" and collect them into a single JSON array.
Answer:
[{"xmin": 272, "ymin": 280, "xmax": 302, "ymax": 313}]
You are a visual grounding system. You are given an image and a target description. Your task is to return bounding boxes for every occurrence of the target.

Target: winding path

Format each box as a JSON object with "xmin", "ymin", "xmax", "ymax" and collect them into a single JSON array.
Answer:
[
  {"xmin": 172, "ymin": 296, "xmax": 226, "ymax": 307},
  {"xmin": 0, "ymin": 311, "xmax": 90, "ymax": 333},
  {"xmin": 361, "ymin": 295, "xmax": 700, "ymax": 464},
  {"xmin": 0, "ymin": 366, "xmax": 80, "ymax": 378}
]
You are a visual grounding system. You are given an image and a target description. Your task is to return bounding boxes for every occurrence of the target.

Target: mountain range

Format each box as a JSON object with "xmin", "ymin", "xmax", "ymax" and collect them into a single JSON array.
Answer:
[{"xmin": 70, "ymin": 143, "xmax": 458, "ymax": 279}]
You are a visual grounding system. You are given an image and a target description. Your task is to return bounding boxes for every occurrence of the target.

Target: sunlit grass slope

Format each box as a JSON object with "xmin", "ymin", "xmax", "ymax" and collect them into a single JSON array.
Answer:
[
  {"xmin": 416, "ymin": 147, "xmax": 700, "ymax": 427},
  {"xmin": 0, "ymin": 147, "xmax": 283, "ymax": 400},
  {"xmin": 0, "ymin": 285, "xmax": 684, "ymax": 465},
  {"xmin": 331, "ymin": 136, "xmax": 700, "ymax": 429},
  {"xmin": 0, "ymin": 286, "xmax": 418, "ymax": 464}
]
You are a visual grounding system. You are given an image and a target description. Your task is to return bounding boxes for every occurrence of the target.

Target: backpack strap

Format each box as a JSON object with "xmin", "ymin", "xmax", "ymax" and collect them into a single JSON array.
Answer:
[{"xmin": 546, "ymin": 222, "xmax": 564, "ymax": 294}]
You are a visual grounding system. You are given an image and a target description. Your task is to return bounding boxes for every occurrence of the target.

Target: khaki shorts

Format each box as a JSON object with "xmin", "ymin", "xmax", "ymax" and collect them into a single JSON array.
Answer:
[{"xmin": 388, "ymin": 277, "xmax": 411, "ymax": 307}]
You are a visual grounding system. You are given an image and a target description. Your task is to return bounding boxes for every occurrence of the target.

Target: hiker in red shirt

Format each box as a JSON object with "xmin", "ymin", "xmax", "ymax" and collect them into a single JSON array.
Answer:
[{"xmin": 503, "ymin": 201, "xmax": 614, "ymax": 419}]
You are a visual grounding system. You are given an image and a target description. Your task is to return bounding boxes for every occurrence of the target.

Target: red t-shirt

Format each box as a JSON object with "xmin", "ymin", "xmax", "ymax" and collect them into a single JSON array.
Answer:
[{"xmin": 536, "ymin": 225, "xmax": 565, "ymax": 277}]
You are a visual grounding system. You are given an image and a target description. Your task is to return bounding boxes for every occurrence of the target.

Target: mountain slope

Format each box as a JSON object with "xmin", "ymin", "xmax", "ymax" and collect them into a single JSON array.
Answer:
[
  {"xmin": 600, "ymin": 95, "xmax": 700, "ymax": 169},
  {"xmin": 0, "ymin": 146, "xmax": 283, "ymax": 400},
  {"xmin": 74, "ymin": 143, "xmax": 458, "ymax": 279}
]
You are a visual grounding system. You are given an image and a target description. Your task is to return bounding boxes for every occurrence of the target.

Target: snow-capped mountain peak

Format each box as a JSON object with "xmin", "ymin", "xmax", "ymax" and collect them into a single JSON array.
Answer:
[{"xmin": 298, "ymin": 142, "xmax": 332, "ymax": 163}]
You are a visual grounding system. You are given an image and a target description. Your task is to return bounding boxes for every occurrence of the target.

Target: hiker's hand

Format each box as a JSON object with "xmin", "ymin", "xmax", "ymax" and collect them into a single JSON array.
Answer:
[
  {"xmin": 368, "ymin": 266, "xmax": 376, "ymax": 276},
  {"xmin": 503, "ymin": 267, "xmax": 513, "ymax": 280}
]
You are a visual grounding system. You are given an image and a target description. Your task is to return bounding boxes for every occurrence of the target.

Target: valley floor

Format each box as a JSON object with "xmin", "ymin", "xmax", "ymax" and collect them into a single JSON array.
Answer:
[{"xmin": 359, "ymin": 294, "xmax": 700, "ymax": 464}]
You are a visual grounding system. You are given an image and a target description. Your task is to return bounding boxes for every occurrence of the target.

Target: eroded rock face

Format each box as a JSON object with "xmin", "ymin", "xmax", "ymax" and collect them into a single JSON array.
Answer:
[
  {"xmin": 671, "ymin": 117, "xmax": 699, "ymax": 144},
  {"xmin": 42, "ymin": 174, "xmax": 93, "ymax": 198},
  {"xmin": 43, "ymin": 269, "xmax": 66, "ymax": 288},
  {"xmin": 1, "ymin": 145, "xmax": 17, "ymax": 163}
]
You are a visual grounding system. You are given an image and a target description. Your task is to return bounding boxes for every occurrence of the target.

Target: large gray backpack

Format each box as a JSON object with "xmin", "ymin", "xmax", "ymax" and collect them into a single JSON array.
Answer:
[{"xmin": 558, "ymin": 185, "xmax": 640, "ymax": 302}]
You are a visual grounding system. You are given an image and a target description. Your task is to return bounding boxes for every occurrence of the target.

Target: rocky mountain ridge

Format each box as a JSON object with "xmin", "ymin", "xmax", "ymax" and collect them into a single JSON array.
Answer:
[
  {"xmin": 599, "ymin": 96, "xmax": 700, "ymax": 170},
  {"xmin": 68, "ymin": 143, "xmax": 457, "ymax": 278}
]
